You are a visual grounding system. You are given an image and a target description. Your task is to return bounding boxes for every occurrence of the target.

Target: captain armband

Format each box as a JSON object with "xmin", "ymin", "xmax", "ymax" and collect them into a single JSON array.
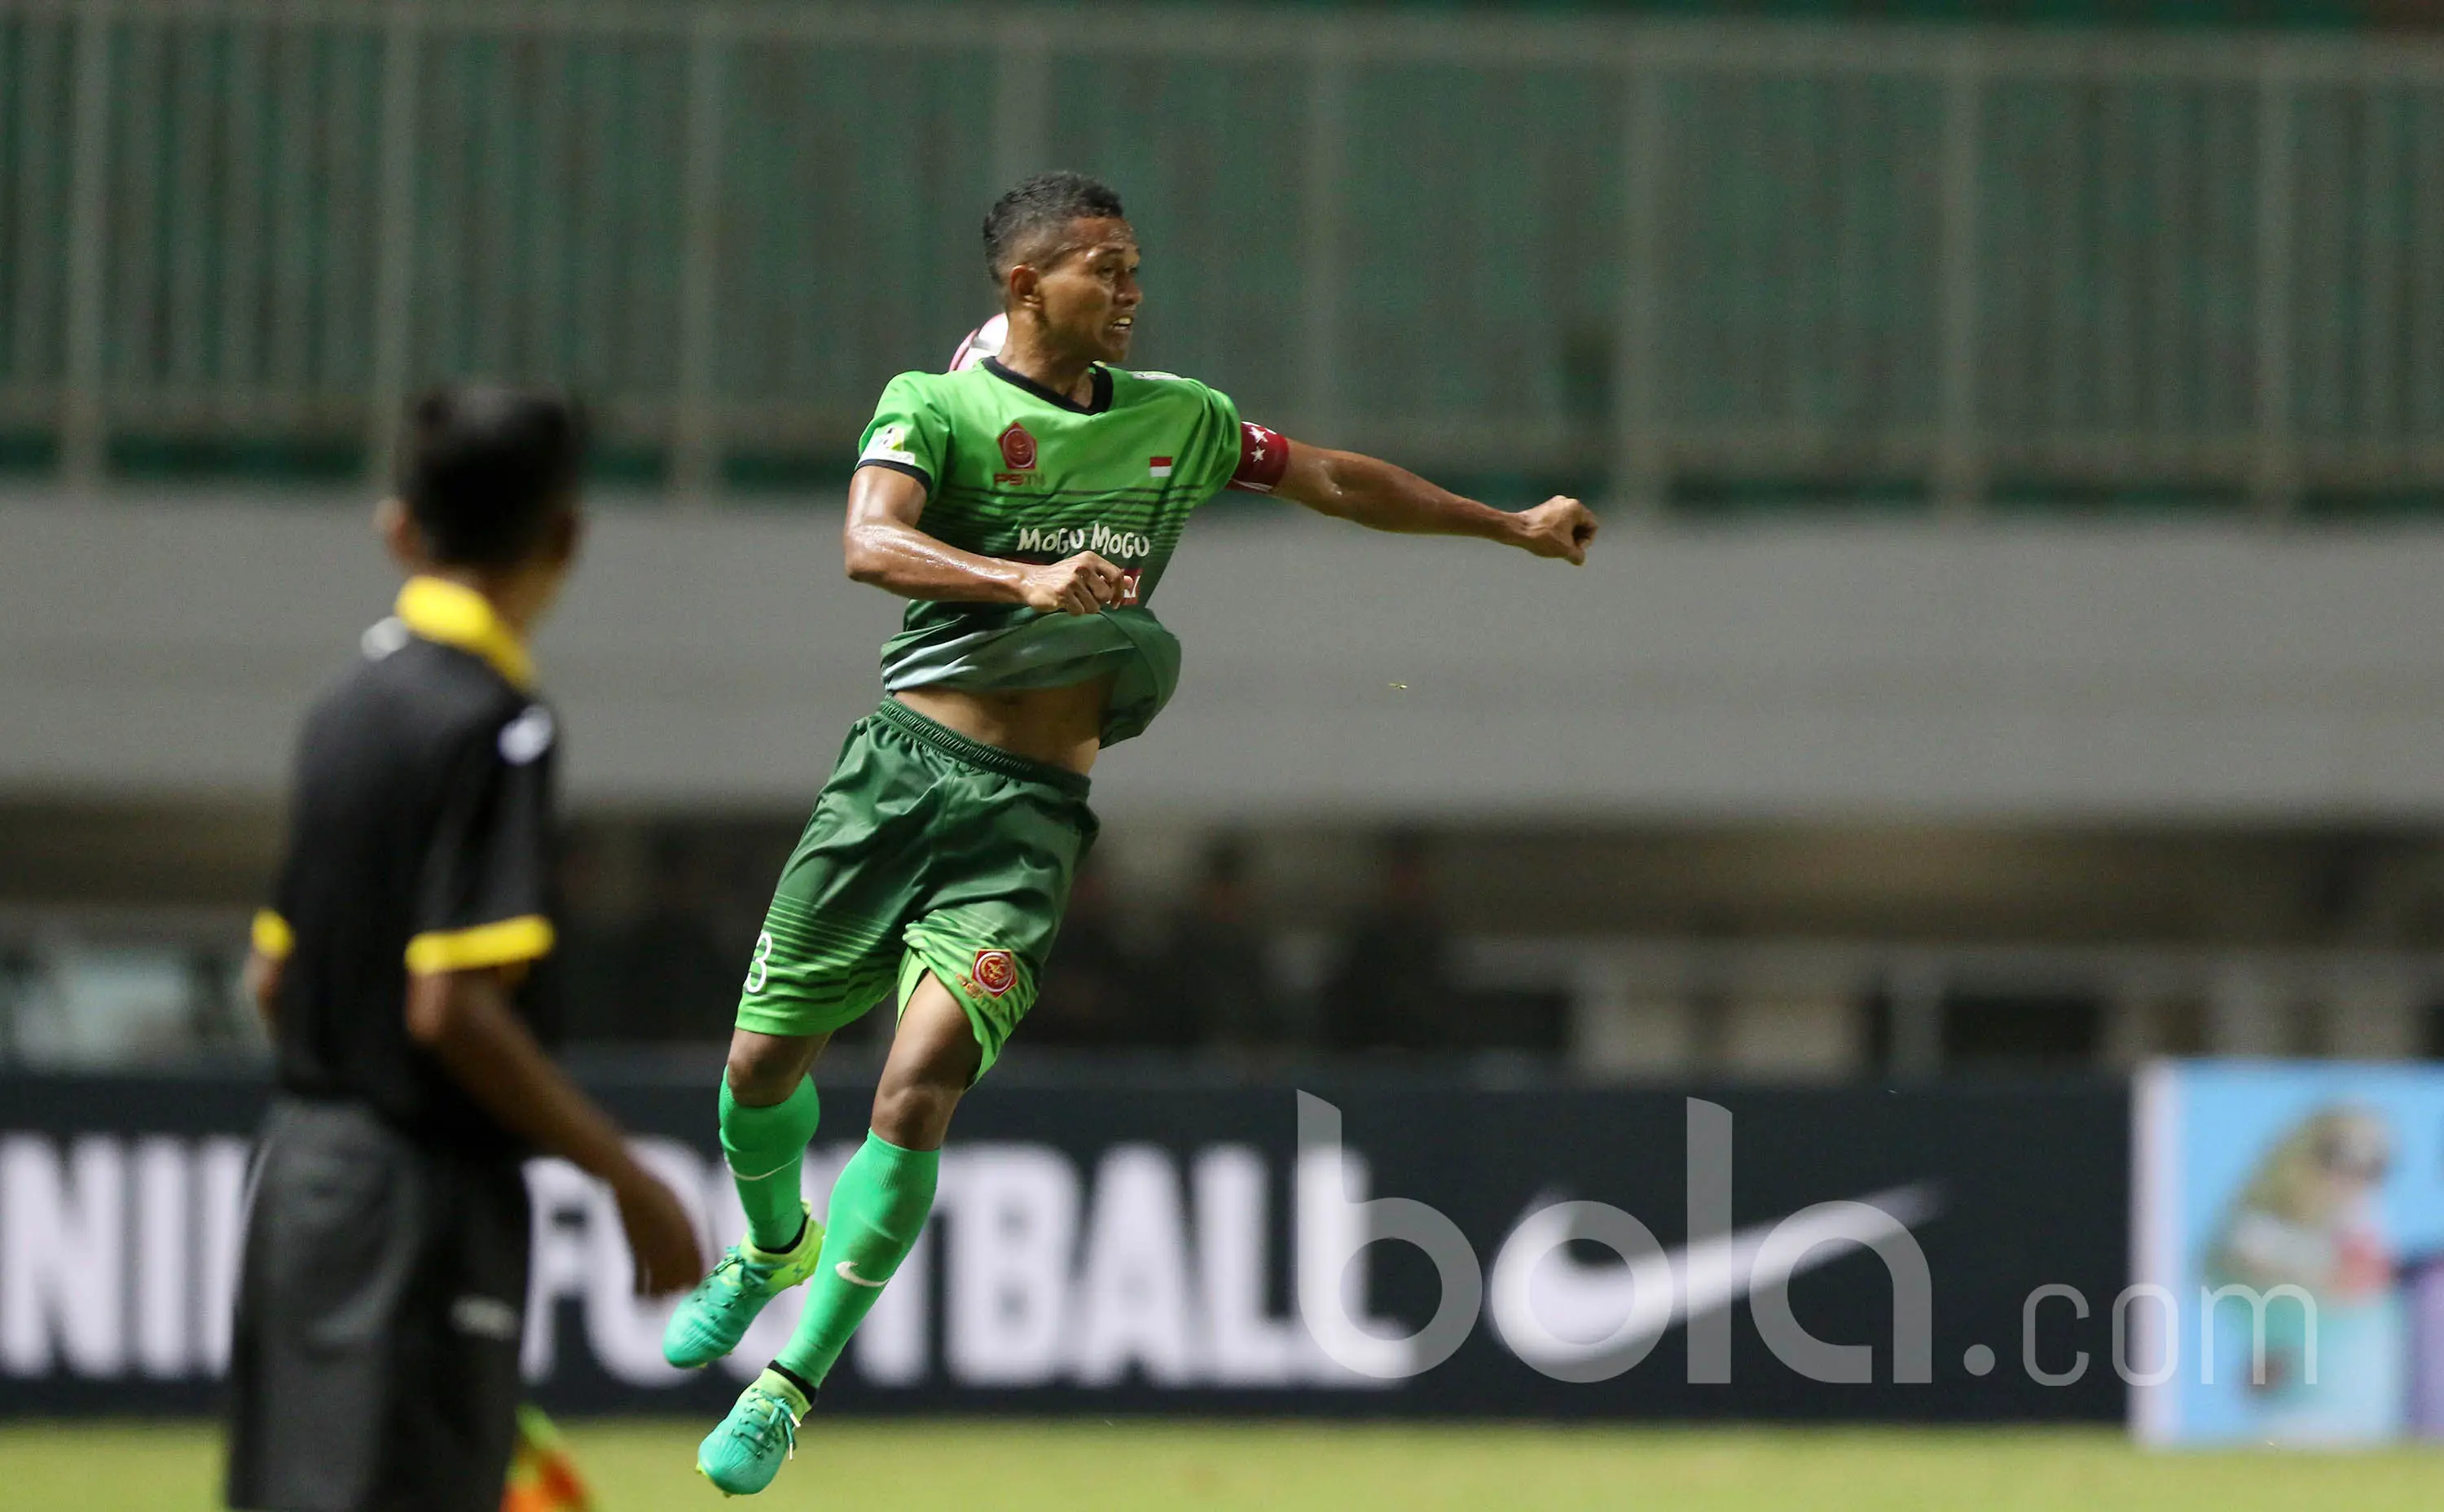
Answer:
[{"xmin": 1227, "ymin": 421, "xmax": 1290, "ymax": 494}]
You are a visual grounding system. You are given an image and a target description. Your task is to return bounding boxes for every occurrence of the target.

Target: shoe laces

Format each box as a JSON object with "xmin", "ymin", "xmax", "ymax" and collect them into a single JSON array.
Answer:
[
  {"xmin": 736, "ymin": 1387, "xmax": 801, "ymax": 1461},
  {"xmin": 705, "ymin": 1249, "xmax": 771, "ymax": 1315}
]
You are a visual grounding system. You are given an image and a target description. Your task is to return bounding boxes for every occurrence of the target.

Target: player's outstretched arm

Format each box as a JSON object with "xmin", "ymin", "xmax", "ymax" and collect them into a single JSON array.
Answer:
[
  {"xmin": 1270, "ymin": 439, "xmax": 1598, "ymax": 565},
  {"xmin": 843, "ymin": 463, "xmax": 1128, "ymax": 614}
]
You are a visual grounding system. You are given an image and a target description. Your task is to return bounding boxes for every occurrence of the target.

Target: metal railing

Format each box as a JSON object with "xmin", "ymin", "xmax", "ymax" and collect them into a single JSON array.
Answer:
[{"xmin": 4, "ymin": 1, "xmax": 2443, "ymax": 510}]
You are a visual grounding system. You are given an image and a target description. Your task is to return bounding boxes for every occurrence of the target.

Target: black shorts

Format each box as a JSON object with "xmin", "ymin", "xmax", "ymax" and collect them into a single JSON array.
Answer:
[{"xmin": 224, "ymin": 1097, "xmax": 531, "ymax": 1512}]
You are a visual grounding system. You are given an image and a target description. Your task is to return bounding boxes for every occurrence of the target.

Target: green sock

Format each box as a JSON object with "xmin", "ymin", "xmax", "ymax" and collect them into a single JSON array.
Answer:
[
  {"xmin": 719, "ymin": 1076, "xmax": 820, "ymax": 1253},
  {"xmin": 776, "ymin": 1132, "xmax": 938, "ymax": 1387}
]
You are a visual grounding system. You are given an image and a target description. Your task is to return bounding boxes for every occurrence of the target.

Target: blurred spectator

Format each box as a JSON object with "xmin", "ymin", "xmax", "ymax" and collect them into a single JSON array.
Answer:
[
  {"xmin": 552, "ymin": 829, "xmax": 640, "ymax": 1041},
  {"xmin": 1163, "ymin": 840, "xmax": 1289, "ymax": 1052},
  {"xmin": 1029, "ymin": 859, "xmax": 1158, "ymax": 1047},
  {"xmin": 186, "ymin": 947, "xmax": 256, "ymax": 1055},
  {"xmin": 0, "ymin": 947, "xmax": 24, "ymax": 1061},
  {"xmin": 1323, "ymin": 833, "xmax": 1459, "ymax": 1053},
  {"xmin": 552, "ymin": 829, "xmax": 734, "ymax": 1043},
  {"xmin": 624, "ymin": 835, "xmax": 738, "ymax": 1041}
]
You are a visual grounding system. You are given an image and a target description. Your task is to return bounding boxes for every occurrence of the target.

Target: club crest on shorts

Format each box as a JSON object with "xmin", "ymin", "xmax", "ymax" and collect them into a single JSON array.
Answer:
[{"xmin": 967, "ymin": 948, "xmax": 1018, "ymax": 999}]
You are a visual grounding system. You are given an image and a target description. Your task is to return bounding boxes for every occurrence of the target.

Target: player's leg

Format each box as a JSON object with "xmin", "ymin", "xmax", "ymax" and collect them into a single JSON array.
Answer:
[
  {"xmin": 658, "ymin": 1028, "xmax": 838, "ymax": 1374},
  {"xmin": 771, "ymin": 767, "xmax": 1096, "ymax": 1391},
  {"xmin": 667, "ymin": 1033, "xmax": 867, "ymax": 1374},
  {"xmin": 779, "ymin": 966, "xmax": 976, "ymax": 1376},
  {"xmin": 697, "ymin": 763, "xmax": 1095, "ymax": 1495},
  {"xmin": 666, "ymin": 712, "xmax": 930, "ymax": 1373},
  {"xmin": 719, "ymin": 1027, "xmax": 830, "ymax": 1254},
  {"xmin": 698, "ymin": 969, "xmax": 976, "ymax": 1497}
]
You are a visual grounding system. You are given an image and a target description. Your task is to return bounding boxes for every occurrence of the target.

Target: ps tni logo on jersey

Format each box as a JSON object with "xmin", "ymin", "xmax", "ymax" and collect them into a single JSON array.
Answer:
[{"xmin": 996, "ymin": 422, "xmax": 1038, "ymax": 486}]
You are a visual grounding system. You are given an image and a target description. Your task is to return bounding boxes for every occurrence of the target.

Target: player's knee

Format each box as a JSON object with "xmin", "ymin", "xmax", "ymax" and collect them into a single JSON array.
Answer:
[
  {"xmin": 869, "ymin": 1076, "xmax": 961, "ymax": 1151},
  {"xmin": 723, "ymin": 1035, "xmax": 807, "ymax": 1105}
]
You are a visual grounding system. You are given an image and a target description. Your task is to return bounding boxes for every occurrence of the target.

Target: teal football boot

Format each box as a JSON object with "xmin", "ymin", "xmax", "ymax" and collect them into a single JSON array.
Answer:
[
  {"xmin": 697, "ymin": 1367, "xmax": 809, "ymax": 1497},
  {"xmin": 661, "ymin": 1202, "xmax": 824, "ymax": 1369}
]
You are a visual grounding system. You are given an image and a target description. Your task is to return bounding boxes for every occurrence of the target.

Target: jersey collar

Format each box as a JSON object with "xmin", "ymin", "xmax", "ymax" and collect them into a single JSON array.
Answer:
[
  {"xmin": 395, "ymin": 576, "xmax": 538, "ymax": 691},
  {"xmin": 982, "ymin": 357, "xmax": 1112, "ymax": 415}
]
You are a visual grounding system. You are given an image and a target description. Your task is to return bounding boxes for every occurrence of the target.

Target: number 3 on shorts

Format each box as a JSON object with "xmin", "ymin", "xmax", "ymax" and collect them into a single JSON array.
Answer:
[{"xmin": 744, "ymin": 930, "xmax": 773, "ymax": 994}]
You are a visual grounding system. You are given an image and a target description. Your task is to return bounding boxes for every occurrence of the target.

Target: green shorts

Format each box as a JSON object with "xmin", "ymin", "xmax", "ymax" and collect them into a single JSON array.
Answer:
[{"xmin": 734, "ymin": 697, "xmax": 1097, "ymax": 1076}]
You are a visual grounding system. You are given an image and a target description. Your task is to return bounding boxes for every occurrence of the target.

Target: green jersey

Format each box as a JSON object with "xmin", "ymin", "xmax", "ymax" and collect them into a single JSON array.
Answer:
[{"xmin": 854, "ymin": 358, "xmax": 1286, "ymax": 745}]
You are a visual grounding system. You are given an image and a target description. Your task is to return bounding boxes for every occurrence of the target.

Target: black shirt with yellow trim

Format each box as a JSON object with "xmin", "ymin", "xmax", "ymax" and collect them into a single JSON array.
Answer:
[{"xmin": 254, "ymin": 575, "xmax": 560, "ymax": 1157}]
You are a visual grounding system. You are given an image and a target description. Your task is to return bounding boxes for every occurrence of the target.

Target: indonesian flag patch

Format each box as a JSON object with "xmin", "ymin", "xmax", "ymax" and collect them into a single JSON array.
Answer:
[{"xmin": 1148, "ymin": 456, "xmax": 1174, "ymax": 478}]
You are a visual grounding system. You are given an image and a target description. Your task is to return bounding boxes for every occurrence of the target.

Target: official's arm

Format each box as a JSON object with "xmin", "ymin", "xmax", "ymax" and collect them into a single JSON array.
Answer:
[
  {"xmin": 405, "ymin": 714, "xmax": 703, "ymax": 1296},
  {"xmin": 244, "ymin": 950, "xmax": 283, "ymax": 1032},
  {"xmin": 404, "ymin": 967, "xmax": 700, "ymax": 1294}
]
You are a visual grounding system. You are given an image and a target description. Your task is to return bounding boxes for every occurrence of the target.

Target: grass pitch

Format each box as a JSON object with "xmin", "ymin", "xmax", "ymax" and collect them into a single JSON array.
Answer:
[{"xmin": 5, "ymin": 1419, "xmax": 2444, "ymax": 1510}]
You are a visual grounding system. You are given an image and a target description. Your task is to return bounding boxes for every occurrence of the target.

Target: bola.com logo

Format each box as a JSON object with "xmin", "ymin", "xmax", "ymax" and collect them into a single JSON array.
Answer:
[{"xmin": 1295, "ymin": 1095, "xmax": 2319, "ymax": 1392}]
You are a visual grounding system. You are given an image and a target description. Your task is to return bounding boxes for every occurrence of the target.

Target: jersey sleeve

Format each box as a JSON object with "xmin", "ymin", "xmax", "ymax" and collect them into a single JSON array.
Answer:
[
  {"xmin": 1179, "ymin": 380, "xmax": 1289, "ymax": 500},
  {"xmin": 253, "ymin": 728, "xmax": 316, "ymax": 961},
  {"xmin": 855, "ymin": 372, "xmax": 952, "ymax": 497},
  {"xmin": 251, "ymin": 907, "xmax": 294, "ymax": 960},
  {"xmin": 406, "ymin": 707, "xmax": 556, "ymax": 974},
  {"xmin": 253, "ymin": 848, "xmax": 298, "ymax": 960}
]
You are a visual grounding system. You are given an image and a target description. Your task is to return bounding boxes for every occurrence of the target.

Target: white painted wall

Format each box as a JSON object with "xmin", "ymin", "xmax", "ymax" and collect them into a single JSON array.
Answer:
[{"xmin": 7, "ymin": 492, "xmax": 2444, "ymax": 820}]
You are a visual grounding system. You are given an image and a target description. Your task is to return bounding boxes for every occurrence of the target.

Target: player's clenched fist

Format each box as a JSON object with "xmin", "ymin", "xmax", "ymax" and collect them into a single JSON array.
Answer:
[
  {"xmin": 1018, "ymin": 551, "xmax": 1127, "ymax": 614},
  {"xmin": 1514, "ymin": 495, "xmax": 1599, "ymax": 565}
]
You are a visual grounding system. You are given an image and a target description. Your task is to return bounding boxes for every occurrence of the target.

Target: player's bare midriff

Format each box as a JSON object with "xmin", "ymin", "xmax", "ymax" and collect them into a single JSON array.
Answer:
[{"xmin": 893, "ymin": 673, "xmax": 1114, "ymax": 776}]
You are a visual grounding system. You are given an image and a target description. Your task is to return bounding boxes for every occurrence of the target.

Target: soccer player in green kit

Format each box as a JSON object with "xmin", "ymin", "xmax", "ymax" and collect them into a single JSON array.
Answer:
[{"xmin": 672, "ymin": 172, "xmax": 1599, "ymax": 1493}]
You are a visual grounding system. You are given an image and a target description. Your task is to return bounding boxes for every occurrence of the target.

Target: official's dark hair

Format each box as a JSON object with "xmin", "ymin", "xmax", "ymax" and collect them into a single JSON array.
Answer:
[
  {"xmin": 982, "ymin": 171, "xmax": 1126, "ymax": 283},
  {"xmin": 396, "ymin": 384, "xmax": 586, "ymax": 568}
]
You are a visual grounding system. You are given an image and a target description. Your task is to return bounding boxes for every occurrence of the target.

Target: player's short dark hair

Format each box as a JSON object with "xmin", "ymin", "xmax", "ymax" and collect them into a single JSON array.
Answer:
[
  {"xmin": 396, "ymin": 384, "xmax": 586, "ymax": 568},
  {"xmin": 982, "ymin": 171, "xmax": 1126, "ymax": 283}
]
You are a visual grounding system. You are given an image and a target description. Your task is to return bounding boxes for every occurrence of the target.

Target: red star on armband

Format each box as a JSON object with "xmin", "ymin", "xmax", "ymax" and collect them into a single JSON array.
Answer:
[{"xmin": 1229, "ymin": 420, "xmax": 1290, "ymax": 494}]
